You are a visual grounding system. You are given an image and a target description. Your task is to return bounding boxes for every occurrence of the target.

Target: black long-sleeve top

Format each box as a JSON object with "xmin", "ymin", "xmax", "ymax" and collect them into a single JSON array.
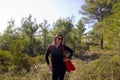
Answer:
[{"xmin": 45, "ymin": 44, "xmax": 73, "ymax": 66}]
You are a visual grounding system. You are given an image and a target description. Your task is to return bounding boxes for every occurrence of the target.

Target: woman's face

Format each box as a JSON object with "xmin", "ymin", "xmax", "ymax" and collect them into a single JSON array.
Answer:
[{"xmin": 56, "ymin": 36, "xmax": 63, "ymax": 45}]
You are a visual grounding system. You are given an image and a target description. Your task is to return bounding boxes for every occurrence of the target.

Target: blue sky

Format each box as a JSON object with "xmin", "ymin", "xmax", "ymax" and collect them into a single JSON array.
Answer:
[{"xmin": 0, "ymin": 0, "xmax": 85, "ymax": 33}]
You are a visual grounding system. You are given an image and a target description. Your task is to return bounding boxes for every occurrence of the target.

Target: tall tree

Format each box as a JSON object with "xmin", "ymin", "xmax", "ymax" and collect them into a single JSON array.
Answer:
[
  {"xmin": 101, "ymin": 0, "xmax": 120, "ymax": 50},
  {"xmin": 0, "ymin": 18, "xmax": 15, "ymax": 50},
  {"xmin": 39, "ymin": 19, "xmax": 50, "ymax": 53},
  {"xmin": 52, "ymin": 18, "xmax": 74, "ymax": 44},
  {"xmin": 80, "ymin": 0, "xmax": 117, "ymax": 49},
  {"xmin": 76, "ymin": 20, "xmax": 86, "ymax": 50},
  {"xmin": 21, "ymin": 15, "xmax": 39, "ymax": 56},
  {"xmin": 70, "ymin": 20, "xmax": 86, "ymax": 52}
]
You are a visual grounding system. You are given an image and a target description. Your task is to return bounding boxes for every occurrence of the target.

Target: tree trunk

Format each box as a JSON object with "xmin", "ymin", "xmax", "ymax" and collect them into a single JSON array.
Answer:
[{"xmin": 100, "ymin": 34, "xmax": 104, "ymax": 49}]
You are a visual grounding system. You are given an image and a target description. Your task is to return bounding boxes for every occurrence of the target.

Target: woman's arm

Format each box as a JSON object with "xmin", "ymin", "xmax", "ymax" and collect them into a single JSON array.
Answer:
[
  {"xmin": 45, "ymin": 47, "xmax": 50, "ymax": 65},
  {"xmin": 45, "ymin": 46, "xmax": 52, "ymax": 72},
  {"xmin": 64, "ymin": 45, "xmax": 73, "ymax": 59}
]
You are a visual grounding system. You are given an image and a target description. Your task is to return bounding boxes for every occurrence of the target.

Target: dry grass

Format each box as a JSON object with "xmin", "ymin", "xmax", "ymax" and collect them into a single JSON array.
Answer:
[{"xmin": 0, "ymin": 52, "xmax": 120, "ymax": 80}]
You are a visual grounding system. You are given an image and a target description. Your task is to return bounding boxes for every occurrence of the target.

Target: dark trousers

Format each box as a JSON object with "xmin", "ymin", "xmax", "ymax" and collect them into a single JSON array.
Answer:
[{"xmin": 52, "ymin": 65, "xmax": 66, "ymax": 80}]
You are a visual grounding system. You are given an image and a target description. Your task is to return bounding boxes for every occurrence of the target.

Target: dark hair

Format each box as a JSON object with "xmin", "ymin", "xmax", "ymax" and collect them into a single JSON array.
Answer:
[{"xmin": 54, "ymin": 34, "xmax": 63, "ymax": 45}]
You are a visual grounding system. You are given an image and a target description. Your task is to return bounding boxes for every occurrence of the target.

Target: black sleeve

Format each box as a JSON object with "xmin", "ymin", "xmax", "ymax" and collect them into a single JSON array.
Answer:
[
  {"xmin": 45, "ymin": 46, "xmax": 51, "ymax": 65},
  {"xmin": 64, "ymin": 45, "xmax": 73, "ymax": 59}
]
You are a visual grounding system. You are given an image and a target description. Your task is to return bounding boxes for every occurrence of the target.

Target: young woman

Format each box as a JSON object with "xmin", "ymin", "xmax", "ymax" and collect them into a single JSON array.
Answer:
[{"xmin": 45, "ymin": 34, "xmax": 73, "ymax": 80}]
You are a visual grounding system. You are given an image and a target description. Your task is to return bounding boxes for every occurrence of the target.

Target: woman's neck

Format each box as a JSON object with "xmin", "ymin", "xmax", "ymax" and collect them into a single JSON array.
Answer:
[{"xmin": 55, "ymin": 43, "xmax": 60, "ymax": 48}]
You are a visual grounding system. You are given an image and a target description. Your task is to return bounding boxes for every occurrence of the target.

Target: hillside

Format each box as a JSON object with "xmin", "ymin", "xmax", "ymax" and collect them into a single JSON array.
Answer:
[{"xmin": 0, "ymin": 51, "xmax": 120, "ymax": 80}]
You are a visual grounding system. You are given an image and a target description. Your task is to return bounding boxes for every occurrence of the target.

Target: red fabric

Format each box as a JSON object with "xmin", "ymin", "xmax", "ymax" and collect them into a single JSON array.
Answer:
[
  {"xmin": 65, "ymin": 60, "xmax": 75, "ymax": 72},
  {"xmin": 50, "ymin": 44, "xmax": 64, "ymax": 52}
]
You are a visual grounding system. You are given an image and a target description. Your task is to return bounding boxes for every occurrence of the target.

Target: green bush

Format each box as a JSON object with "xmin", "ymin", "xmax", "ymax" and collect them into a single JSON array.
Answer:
[
  {"xmin": 10, "ymin": 53, "xmax": 33, "ymax": 73},
  {"xmin": 0, "ymin": 50, "xmax": 12, "ymax": 73},
  {"xmin": 0, "ymin": 49, "xmax": 34, "ymax": 74},
  {"xmin": 0, "ymin": 48, "xmax": 46, "ymax": 75},
  {"xmin": 70, "ymin": 54, "xmax": 120, "ymax": 80},
  {"xmin": 110, "ymin": 55, "xmax": 120, "ymax": 80},
  {"xmin": 34, "ymin": 55, "xmax": 45, "ymax": 64},
  {"xmin": 0, "ymin": 51, "xmax": 120, "ymax": 80}
]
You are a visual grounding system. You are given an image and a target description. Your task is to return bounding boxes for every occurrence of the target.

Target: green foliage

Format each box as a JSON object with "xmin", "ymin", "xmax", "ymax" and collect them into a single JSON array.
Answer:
[
  {"xmin": 21, "ymin": 15, "xmax": 39, "ymax": 56},
  {"xmin": 100, "ymin": 1, "xmax": 120, "ymax": 50},
  {"xmin": 0, "ymin": 51, "xmax": 120, "ymax": 80},
  {"xmin": 0, "ymin": 49, "xmax": 35, "ymax": 74},
  {"xmin": 9, "ymin": 39, "xmax": 25, "ymax": 54},
  {"xmin": 81, "ymin": 0, "xmax": 116, "ymax": 22},
  {"xmin": 39, "ymin": 19, "xmax": 51, "ymax": 53},
  {"xmin": 69, "ymin": 20, "xmax": 86, "ymax": 52},
  {"xmin": 110, "ymin": 55, "xmax": 120, "ymax": 69},
  {"xmin": 0, "ymin": 50, "xmax": 11, "ymax": 73},
  {"xmin": 52, "ymin": 18, "xmax": 74, "ymax": 38},
  {"xmin": 0, "ymin": 0, "xmax": 120, "ymax": 78},
  {"xmin": 10, "ymin": 53, "xmax": 31, "ymax": 73},
  {"xmin": 81, "ymin": 0, "xmax": 118, "ymax": 49},
  {"xmin": 70, "ymin": 54, "xmax": 120, "ymax": 80}
]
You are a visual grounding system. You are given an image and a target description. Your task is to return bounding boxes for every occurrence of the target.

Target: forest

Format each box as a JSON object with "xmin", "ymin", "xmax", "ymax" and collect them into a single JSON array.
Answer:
[{"xmin": 0, "ymin": 0, "xmax": 120, "ymax": 80}]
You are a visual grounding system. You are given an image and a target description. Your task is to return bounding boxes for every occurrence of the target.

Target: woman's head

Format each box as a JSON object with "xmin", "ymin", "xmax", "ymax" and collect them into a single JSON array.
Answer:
[{"xmin": 54, "ymin": 34, "xmax": 63, "ymax": 45}]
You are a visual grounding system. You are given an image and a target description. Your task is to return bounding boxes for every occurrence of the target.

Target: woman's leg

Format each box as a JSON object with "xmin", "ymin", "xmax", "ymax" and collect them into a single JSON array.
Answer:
[
  {"xmin": 52, "ymin": 68, "xmax": 59, "ymax": 80},
  {"xmin": 59, "ymin": 70, "xmax": 66, "ymax": 80}
]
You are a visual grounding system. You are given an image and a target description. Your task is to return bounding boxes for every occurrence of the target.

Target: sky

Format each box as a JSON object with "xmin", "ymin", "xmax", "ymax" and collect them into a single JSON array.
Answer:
[{"xmin": 0, "ymin": 0, "xmax": 85, "ymax": 33}]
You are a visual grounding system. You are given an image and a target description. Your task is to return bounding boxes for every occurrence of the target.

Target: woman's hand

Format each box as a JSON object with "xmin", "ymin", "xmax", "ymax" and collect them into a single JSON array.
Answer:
[
  {"xmin": 63, "ymin": 57, "xmax": 70, "ymax": 62},
  {"xmin": 47, "ymin": 64, "xmax": 52, "ymax": 72}
]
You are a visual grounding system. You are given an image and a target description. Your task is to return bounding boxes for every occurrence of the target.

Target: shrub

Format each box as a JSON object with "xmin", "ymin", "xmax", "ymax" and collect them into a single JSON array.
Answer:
[
  {"xmin": 110, "ymin": 55, "xmax": 120, "ymax": 80},
  {"xmin": 10, "ymin": 53, "xmax": 33, "ymax": 73},
  {"xmin": 70, "ymin": 54, "xmax": 120, "ymax": 80},
  {"xmin": 0, "ymin": 50, "xmax": 12, "ymax": 73}
]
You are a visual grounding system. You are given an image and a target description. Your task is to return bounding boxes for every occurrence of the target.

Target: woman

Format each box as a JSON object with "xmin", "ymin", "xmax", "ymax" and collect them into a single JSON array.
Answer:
[{"xmin": 45, "ymin": 34, "xmax": 73, "ymax": 80}]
